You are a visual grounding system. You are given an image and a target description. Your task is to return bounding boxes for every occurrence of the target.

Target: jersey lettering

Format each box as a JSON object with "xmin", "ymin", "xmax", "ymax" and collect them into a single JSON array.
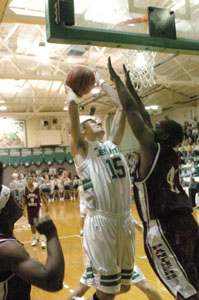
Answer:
[
  {"xmin": 167, "ymin": 167, "xmax": 180, "ymax": 194},
  {"xmin": 106, "ymin": 157, "xmax": 126, "ymax": 179}
]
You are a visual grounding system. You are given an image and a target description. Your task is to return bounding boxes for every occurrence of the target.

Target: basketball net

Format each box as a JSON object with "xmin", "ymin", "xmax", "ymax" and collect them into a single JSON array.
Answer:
[{"xmin": 122, "ymin": 50, "xmax": 156, "ymax": 92}]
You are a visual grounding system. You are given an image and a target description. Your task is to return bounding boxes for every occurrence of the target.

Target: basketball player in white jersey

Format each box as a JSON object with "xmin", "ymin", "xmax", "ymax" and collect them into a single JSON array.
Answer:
[
  {"xmin": 67, "ymin": 219, "xmax": 162, "ymax": 300},
  {"xmin": 65, "ymin": 71, "xmax": 135, "ymax": 300}
]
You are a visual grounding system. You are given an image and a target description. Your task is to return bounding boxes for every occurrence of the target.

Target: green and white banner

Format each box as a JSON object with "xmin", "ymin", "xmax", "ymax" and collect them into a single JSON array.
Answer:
[
  {"xmin": 55, "ymin": 147, "xmax": 65, "ymax": 164},
  {"xmin": 21, "ymin": 148, "xmax": 32, "ymax": 167},
  {"xmin": 43, "ymin": 147, "xmax": 54, "ymax": 165},
  {"xmin": 32, "ymin": 148, "xmax": 43, "ymax": 166},
  {"xmin": 0, "ymin": 149, "xmax": 9, "ymax": 168},
  {"xmin": 65, "ymin": 148, "xmax": 74, "ymax": 165},
  {"xmin": 10, "ymin": 149, "xmax": 21, "ymax": 167}
]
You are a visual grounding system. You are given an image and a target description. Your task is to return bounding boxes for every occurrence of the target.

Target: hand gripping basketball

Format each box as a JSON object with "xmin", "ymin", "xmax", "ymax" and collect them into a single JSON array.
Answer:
[
  {"xmin": 64, "ymin": 84, "xmax": 78, "ymax": 104},
  {"xmin": 65, "ymin": 66, "xmax": 95, "ymax": 97},
  {"xmin": 34, "ymin": 214, "xmax": 57, "ymax": 238},
  {"xmin": 94, "ymin": 68, "xmax": 105, "ymax": 87}
]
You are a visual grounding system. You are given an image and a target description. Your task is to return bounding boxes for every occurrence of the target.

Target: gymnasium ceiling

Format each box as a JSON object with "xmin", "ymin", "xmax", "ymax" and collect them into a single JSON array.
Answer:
[{"xmin": 0, "ymin": 0, "xmax": 199, "ymax": 120}]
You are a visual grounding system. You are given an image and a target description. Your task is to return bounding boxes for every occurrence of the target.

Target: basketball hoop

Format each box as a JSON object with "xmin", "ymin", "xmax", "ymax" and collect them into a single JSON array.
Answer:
[{"xmin": 122, "ymin": 50, "xmax": 156, "ymax": 92}]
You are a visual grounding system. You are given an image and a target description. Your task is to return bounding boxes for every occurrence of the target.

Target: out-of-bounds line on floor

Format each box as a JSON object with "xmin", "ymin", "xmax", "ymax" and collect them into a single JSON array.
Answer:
[{"xmin": 22, "ymin": 234, "xmax": 81, "ymax": 244}]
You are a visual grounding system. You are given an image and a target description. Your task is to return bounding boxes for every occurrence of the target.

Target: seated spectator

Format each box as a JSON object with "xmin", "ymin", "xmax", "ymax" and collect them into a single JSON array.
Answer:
[
  {"xmin": 52, "ymin": 175, "xmax": 61, "ymax": 201},
  {"xmin": 188, "ymin": 177, "xmax": 199, "ymax": 207},
  {"xmin": 18, "ymin": 170, "xmax": 25, "ymax": 179},
  {"xmin": 192, "ymin": 139, "xmax": 199, "ymax": 156},
  {"xmin": 179, "ymin": 176, "xmax": 189, "ymax": 188},
  {"xmin": 185, "ymin": 129, "xmax": 194, "ymax": 145},
  {"xmin": 183, "ymin": 139, "xmax": 192, "ymax": 154},
  {"xmin": 181, "ymin": 159, "xmax": 196, "ymax": 177},
  {"xmin": 192, "ymin": 117, "xmax": 199, "ymax": 142},
  {"xmin": 9, "ymin": 178, "xmax": 18, "ymax": 199},
  {"xmin": 72, "ymin": 175, "xmax": 80, "ymax": 200},
  {"xmin": 63, "ymin": 171, "xmax": 72, "ymax": 200},
  {"xmin": 12, "ymin": 169, "xmax": 19, "ymax": 181},
  {"xmin": 49, "ymin": 166, "xmax": 57, "ymax": 176}
]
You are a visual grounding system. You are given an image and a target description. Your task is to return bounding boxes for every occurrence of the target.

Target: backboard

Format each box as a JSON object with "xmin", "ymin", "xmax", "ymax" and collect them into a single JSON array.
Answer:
[{"xmin": 45, "ymin": 0, "xmax": 199, "ymax": 55}]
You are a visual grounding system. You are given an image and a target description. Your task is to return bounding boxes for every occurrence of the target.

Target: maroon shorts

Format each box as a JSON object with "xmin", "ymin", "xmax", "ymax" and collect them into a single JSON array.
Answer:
[
  {"xmin": 27, "ymin": 207, "xmax": 40, "ymax": 225},
  {"xmin": 144, "ymin": 214, "xmax": 199, "ymax": 299}
]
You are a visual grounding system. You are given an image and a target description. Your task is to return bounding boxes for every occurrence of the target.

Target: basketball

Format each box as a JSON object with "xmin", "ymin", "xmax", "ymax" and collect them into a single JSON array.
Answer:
[{"xmin": 66, "ymin": 66, "xmax": 95, "ymax": 97}]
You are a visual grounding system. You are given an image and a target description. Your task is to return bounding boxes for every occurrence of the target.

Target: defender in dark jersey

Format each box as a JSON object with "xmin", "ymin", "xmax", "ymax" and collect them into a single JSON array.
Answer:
[
  {"xmin": 108, "ymin": 57, "xmax": 199, "ymax": 300},
  {"xmin": 23, "ymin": 176, "xmax": 48, "ymax": 248},
  {"xmin": 0, "ymin": 184, "xmax": 64, "ymax": 300}
]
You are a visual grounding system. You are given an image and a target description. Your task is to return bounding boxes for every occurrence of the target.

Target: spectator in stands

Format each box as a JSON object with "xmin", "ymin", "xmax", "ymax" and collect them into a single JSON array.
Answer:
[
  {"xmin": 12, "ymin": 169, "xmax": 19, "ymax": 181},
  {"xmin": 188, "ymin": 177, "xmax": 199, "ymax": 207},
  {"xmin": 192, "ymin": 138, "xmax": 199, "ymax": 156},
  {"xmin": 72, "ymin": 175, "xmax": 81, "ymax": 200},
  {"xmin": 181, "ymin": 159, "xmax": 196, "ymax": 177},
  {"xmin": 127, "ymin": 154, "xmax": 135, "ymax": 168},
  {"xmin": 52, "ymin": 175, "xmax": 61, "ymax": 201},
  {"xmin": 35, "ymin": 174, "xmax": 44, "ymax": 187},
  {"xmin": 18, "ymin": 170, "xmax": 25, "ymax": 179},
  {"xmin": 17, "ymin": 177, "xmax": 26, "ymax": 204},
  {"xmin": 9, "ymin": 177, "xmax": 18, "ymax": 199},
  {"xmin": 63, "ymin": 171, "xmax": 72, "ymax": 200},
  {"xmin": 49, "ymin": 166, "xmax": 57, "ymax": 176},
  {"xmin": 191, "ymin": 117, "xmax": 199, "ymax": 142},
  {"xmin": 183, "ymin": 139, "xmax": 192, "ymax": 155},
  {"xmin": 179, "ymin": 176, "xmax": 188, "ymax": 188}
]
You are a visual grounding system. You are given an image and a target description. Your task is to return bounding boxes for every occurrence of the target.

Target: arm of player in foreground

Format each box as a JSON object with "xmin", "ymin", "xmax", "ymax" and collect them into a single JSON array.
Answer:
[
  {"xmin": 95, "ymin": 68, "xmax": 126, "ymax": 146},
  {"xmin": 3, "ymin": 215, "xmax": 64, "ymax": 292}
]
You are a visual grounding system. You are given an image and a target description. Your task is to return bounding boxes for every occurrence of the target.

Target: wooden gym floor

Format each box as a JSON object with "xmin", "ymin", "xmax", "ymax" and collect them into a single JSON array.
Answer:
[{"xmin": 15, "ymin": 200, "xmax": 199, "ymax": 300}]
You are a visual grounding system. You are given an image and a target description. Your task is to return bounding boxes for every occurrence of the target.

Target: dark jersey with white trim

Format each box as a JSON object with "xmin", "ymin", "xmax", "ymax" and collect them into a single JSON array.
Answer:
[
  {"xmin": 0, "ymin": 234, "xmax": 31, "ymax": 300},
  {"xmin": 25, "ymin": 185, "xmax": 41, "ymax": 209},
  {"xmin": 134, "ymin": 143, "xmax": 192, "ymax": 222}
]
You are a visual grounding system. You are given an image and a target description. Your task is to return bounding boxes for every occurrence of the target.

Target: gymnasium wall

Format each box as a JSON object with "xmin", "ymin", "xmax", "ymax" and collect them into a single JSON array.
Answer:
[{"xmin": 1, "ymin": 104, "xmax": 198, "ymax": 185}]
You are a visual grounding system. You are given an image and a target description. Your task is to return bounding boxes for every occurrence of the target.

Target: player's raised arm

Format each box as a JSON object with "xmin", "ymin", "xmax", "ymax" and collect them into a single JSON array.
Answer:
[
  {"xmin": 123, "ymin": 64, "xmax": 153, "ymax": 129},
  {"xmin": 95, "ymin": 69, "xmax": 126, "ymax": 146},
  {"xmin": 108, "ymin": 57, "xmax": 154, "ymax": 147},
  {"xmin": 64, "ymin": 85, "xmax": 86, "ymax": 158}
]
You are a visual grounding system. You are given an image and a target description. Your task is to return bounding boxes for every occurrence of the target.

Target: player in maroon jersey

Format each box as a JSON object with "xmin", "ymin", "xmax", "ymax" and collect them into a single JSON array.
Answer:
[
  {"xmin": 0, "ymin": 184, "xmax": 64, "ymax": 300},
  {"xmin": 22, "ymin": 176, "xmax": 48, "ymax": 249},
  {"xmin": 108, "ymin": 57, "xmax": 199, "ymax": 300}
]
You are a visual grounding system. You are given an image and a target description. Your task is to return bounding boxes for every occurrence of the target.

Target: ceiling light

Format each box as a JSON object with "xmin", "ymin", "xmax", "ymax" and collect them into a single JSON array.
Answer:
[
  {"xmin": 63, "ymin": 106, "xmax": 68, "ymax": 111},
  {"xmin": 0, "ymin": 100, "xmax": 5, "ymax": 104},
  {"xmin": 0, "ymin": 106, "xmax": 7, "ymax": 111}
]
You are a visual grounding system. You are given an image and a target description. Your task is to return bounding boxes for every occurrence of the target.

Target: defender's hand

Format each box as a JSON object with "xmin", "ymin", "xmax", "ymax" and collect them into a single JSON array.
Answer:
[
  {"xmin": 108, "ymin": 57, "xmax": 120, "ymax": 82},
  {"xmin": 34, "ymin": 214, "xmax": 57, "ymax": 238},
  {"xmin": 123, "ymin": 64, "xmax": 133, "ymax": 89},
  {"xmin": 64, "ymin": 84, "xmax": 78, "ymax": 104}
]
